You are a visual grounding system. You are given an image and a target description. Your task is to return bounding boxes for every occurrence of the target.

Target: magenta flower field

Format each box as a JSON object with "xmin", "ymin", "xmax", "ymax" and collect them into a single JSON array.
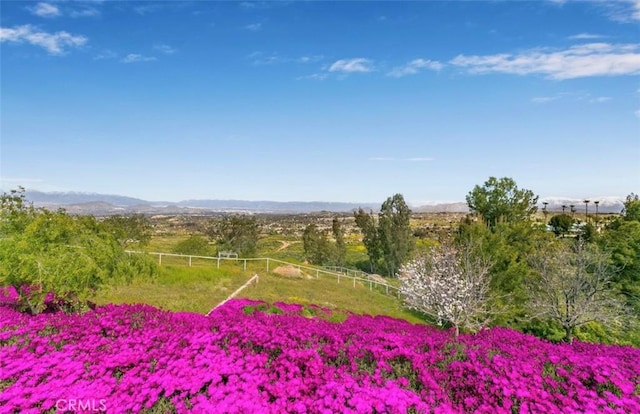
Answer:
[{"xmin": 1, "ymin": 297, "xmax": 639, "ymax": 413}]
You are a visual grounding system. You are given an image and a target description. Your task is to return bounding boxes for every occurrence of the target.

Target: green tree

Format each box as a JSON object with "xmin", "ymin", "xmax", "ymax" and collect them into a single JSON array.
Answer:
[
  {"xmin": 302, "ymin": 224, "xmax": 332, "ymax": 265},
  {"xmin": 354, "ymin": 194, "xmax": 415, "ymax": 276},
  {"xmin": 100, "ymin": 214, "xmax": 152, "ymax": 248},
  {"xmin": 332, "ymin": 217, "xmax": 347, "ymax": 266},
  {"xmin": 208, "ymin": 215, "xmax": 260, "ymax": 256},
  {"xmin": 621, "ymin": 193, "xmax": 640, "ymax": 221},
  {"xmin": 0, "ymin": 189, "xmax": 156, "ymax": 314},
  {"xmin": 354, "ymin": 208, "xmax": 382, "ymax": 273},
  {"xmin": 173, "ymin": 235, "xmax": 212, "ymax": 256},
  {"xmin": 466, "ymin": 177, "xmax": 538, "ymax": 228},
  {"xmin": 548, "ymin": 214, "xmax": 574, "ymax": 236},
  {"xmin": 378, "ymin": 194, "xmax": 414, "ymax": 276}
]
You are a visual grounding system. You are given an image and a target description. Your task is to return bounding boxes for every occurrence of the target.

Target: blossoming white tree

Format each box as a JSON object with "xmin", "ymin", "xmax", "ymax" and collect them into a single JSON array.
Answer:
[{"xmin": 398, "ymin": 245, "xmax": 492, "ymax": 336}]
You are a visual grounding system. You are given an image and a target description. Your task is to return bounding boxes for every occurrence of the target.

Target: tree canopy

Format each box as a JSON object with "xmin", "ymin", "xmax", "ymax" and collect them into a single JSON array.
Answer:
[
  {"xmin": 466, "ymin": 177, "xmax": 538, "ymax": 228},
  {"xmin": 0, "ymin": 189, "xmax": 156, "ymax": 314}
]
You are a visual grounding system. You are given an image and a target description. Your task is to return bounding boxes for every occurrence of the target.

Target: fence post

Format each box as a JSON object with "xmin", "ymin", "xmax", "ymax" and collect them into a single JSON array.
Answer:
[
  {"xmin": 243, "ymin": 259, "xmax": 247, "ymax": 271},
  {"xmin": 338, "ymin": 273, "xmax": 340, "ymax": 283},
  {"xmin": 217, "ymin": 258, "xmax": 220, "ymax": 269},
  {"xmin": 266, "ymin": 258, "xmax": 270, "ymax": 272},
  {"xmin": 189, "ymin": 256, "xmax": 192, "ymax": 267},
  {"xmin": 159, "ymin": 253, "xmax": 162, "ymax": 266},
  {"xmin": 369, "ymin": 280, "xmax": 372, "ymax": 291}
]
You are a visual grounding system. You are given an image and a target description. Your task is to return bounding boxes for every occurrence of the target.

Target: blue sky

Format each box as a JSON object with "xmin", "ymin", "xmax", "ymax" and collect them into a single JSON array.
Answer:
[{"xmin": 1, "ymin": 0, "xmax": 639, "ymax": 205}]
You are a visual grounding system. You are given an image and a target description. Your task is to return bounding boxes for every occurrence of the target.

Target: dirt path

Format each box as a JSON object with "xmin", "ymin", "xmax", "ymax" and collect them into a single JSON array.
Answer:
[{"xmin": 275, "ymin": 240, "xmax": 300, "ymax": 252}]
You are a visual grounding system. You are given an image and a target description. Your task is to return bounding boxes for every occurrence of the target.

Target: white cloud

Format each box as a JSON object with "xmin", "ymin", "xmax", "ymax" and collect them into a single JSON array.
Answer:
[
  {"xmin": 588, "ymin": 96, "xmax": 612, "ymax": 103},
  {"xmin": 0, "ymin": 25, "xmax": 87, "ymax": 55},
  {"xmin": 406, "ymin": 157, "xmax": 435, "ymax": 162},
  {"xmin": 387, "ymin": 59, "xmax": 443, "ymax": 77},
  {"xmin": 29, "ymin": 2, "xmax": 61, "ymax": 18},
  {"xmin": 154, "ymin": 44, "xmax": 176, "ymax": 55},
  {"xmin": 532, "ymin": 96, "xmax": 562, "ymax": 103},
  {"xmin": 296, "ymin": 73, "xmax": 328, "ymax": 81},
  {"xmin": 368, "ymin": 157, "xmax": 434, "ymax": 162},
  {"xmin": 70, "ymin": 7, "xmax": 101, "ymax": 18},
  {"xmin": 568, "ymin": 33, "xmax": 605, "ymax": 40},
  {"xmin": 244, "ymin": 23, "xmax": 262, "ymax": 31},
  {"xmin": 94, "ymin": 49, "xmax": 117, "ymax": 60},
  {"xmin": 0, "ymin": 177, "xmax": 44, "ymax": 184},
  {"xmin": 122, "ymin": 53, "xmax": 157, "ymax": 63},
  {"xmin": 297, "ymin": 55, "xmax": 323, "ymax": 64},
  {"xmin": 601, "ymin": 0, "xmax": 640, "ymax": 22},
  {"xmin": 329, "ymin": 58, "xmax": 374, "ymax": 73},
  {"xmin": 450, "ymin": 43, "xmax": 640, "ymax": 79}
]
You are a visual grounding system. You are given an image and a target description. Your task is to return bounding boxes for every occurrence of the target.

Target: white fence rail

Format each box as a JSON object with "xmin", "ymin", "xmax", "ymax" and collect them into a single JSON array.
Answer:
[{"xmin": 126, "ymin": 251, "xmax": 399, "ymax": 296}]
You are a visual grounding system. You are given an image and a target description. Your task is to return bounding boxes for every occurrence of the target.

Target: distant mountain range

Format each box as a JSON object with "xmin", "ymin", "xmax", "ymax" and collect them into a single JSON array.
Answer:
[{"xmin": 6, "ymin": 190, "xmax": 626, "ymax": 215}]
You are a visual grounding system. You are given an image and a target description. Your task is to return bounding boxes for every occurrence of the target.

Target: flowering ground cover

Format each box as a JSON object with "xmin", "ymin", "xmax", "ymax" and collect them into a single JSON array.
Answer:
[{"xmin": 1, "ymin": 294, "xmax": 639, "ymax": 413}]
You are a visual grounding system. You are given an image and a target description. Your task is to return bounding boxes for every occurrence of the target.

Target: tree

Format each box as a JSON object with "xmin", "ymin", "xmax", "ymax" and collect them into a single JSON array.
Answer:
[
  {"xmin": 548, "ymin": 214, "xmax": 574, "ymax": 236},
  {"xmin": 0, "ymin": 189, "xmax": 156, "ymax": 314},
  {"xmin": 465, "ymin": 177, "xmax": 538, "ymax": 228},
  {"xmin": 100, "ymin": 214, "xmax": 152, "ymax": 248},
  {"xmin": 302, "ymin": 224, "xmax": 332, "ymax": 265},
  {"xmin": 354, "ymin": 208, "xmax": 382, "ymax": 273},
  {"xmin": 173, "ymin": 235, "xmax": 212, "ymax": 256},
  {"xmin": 332, "ymin": 217, "xmax": 347, "ymax": 267},
  {"xmin": 621, "ymin": 193, "xmax": 640, "ymax": 222},
  {"xmin": 378, "ymin": 194, "xmax": 414, "ymax": 276},
  {"xmin": 208, "ymin": 215, "xmax": 259, "ymax": 256},
  {"xmin": 398, "ymin": 243, "xmax": 492, "ymax": 336},
  {"xmin": 527, "ymin": 241, "xmax": 629, "ymax": 343}
]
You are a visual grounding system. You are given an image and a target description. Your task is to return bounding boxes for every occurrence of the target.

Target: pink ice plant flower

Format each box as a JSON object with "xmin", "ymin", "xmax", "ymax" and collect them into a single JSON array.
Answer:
[{"xmin": 0, "ymin": 296, "xmax": 638, "ymax": 413}]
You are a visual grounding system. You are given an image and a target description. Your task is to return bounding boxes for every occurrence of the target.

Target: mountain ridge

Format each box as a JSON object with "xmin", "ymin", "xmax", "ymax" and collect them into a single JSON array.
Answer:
[{"xmin": 3, "ymin": 190, "xmax": 626, "ymax": 215}]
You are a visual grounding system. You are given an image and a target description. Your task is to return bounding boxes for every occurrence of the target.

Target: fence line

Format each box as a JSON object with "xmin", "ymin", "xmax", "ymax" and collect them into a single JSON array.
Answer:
[{"xmin": 126, "ymin": 251, "xmax": 399, "ymax": 297}]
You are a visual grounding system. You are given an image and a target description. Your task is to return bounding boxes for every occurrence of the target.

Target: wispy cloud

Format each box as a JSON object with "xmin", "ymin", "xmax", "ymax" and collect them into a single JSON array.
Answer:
[
  {"xmin": 599, "ymin": 0, "xmax": 640, "ymax": 22},
  {"xmin": 369, "ymin": 157, "xmax": 434, "ymax": 162},
  {"xmin": 70, "ymin": 7, "xmax": 101, "ymax": 18},
  {"xmin": 94, "ymin": 49, "xmax": 117, "ymax": 60},
  {"xmin": 244, "ymin": 23, "xmax": 263, "ymax": 31},
  {"xmin": 568, "ymin": 33, "xmax": 605, "ymax": 40},
  {"xmin": 450, "ymin": 43, "xmax": 640, "ymax": 79},
  {"xmin": 0, "ymin": 25, "xmax": 87, "ymax": 55},
  {"xmin": 29, "ymin": 2, "xmax": 61, "ymax": 18},
  {"xmin": 122, "ymin": 53, "xmax": 157, "ymax": 63},
  {"xmin": 297, "ymin": 55, "xmax": 323, "ymax": 64},
  {"xmin": 0, "ymin": 177, "xmax": 44, "ymax": 184},
  {"xmin": 387, "ymin": 58, "xmax": 443, "ymax": 77},
  {"xmin": 329, "ymin": 58, "xmax": 374, "ymax": 73},
  {"xmin": 154, "ymin": 44, "xmax": 176, "ymax": 55},
  {"xmin": 296, "ymin": 73, "xmax": 328, "ymax": 81},
  {"xmin": 531, "ymin": 91, "xmax": 612, "ymax": 104},
  {"xmin": 248, "ymin": 52, "xmax": 323, "ymax": 66},
  {"xmin": 531, "ymin": 96, "xmax": 562, "ymax": 104},
  {"xmin": 247, "ymin": 51, "xmax": 281, "ymax": 65}
]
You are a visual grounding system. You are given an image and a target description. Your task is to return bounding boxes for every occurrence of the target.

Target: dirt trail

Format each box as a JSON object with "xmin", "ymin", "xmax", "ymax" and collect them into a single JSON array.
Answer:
[{"xmin": 275, "ymin": 240, "xmax": 300, "ymax": 252}]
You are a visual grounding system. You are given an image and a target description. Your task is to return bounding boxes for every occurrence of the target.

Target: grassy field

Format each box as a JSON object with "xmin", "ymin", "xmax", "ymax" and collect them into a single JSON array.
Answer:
[
  {"xmin": 94, "ymin": 220, "xmax": 433, "ymax": 323},
  {"xmin": 91, "ymin": 251, "xmax": 425, "ymax": 323},
  {"xmin": 92, "ymin": 261, "xmax": 253, "ymax": 314}
]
